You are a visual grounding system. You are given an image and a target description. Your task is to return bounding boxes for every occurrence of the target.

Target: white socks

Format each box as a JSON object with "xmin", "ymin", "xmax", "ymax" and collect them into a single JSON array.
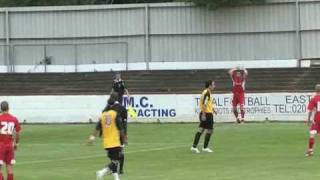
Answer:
[
  {"xmin": 99, "ymin": 167, "xmax": 109, "ymax": 176},
  {"xmin": 112, "ymin": 173, "xmax": 120, "ymax": 180},
  {"xmin": 97, "ymin": 167, "xmax": 120, "ymax": 180}
]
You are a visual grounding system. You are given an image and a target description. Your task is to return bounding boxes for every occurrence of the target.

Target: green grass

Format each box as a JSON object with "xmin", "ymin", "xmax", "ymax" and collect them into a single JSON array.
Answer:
[{"xmin": 9, "ymin": 123, "xmax": 320, "ymax": 180}]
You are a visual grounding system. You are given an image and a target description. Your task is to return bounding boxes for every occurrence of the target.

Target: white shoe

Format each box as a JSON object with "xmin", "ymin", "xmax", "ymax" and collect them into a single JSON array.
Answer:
[
  {"xmin": 112, "ymin": 173, "xmax": 120, "ymax": 180},
  {"xmin": 96, "ymin": 168, "xmax": 109, "ymax": 180},
  {"xmin": 191, "ymin": 147, "xmax": 200, "ymax": 153},
  {"xmin": 96, "ymin": 171, "xmax": 104, "ymax": 180},
  {"xmin": 202, "ymin": 148, "xmax": 213, "ymax": 153},
  {"xmin": 305, "ymin": 149, "xmax": 314, "ymax": 157}
]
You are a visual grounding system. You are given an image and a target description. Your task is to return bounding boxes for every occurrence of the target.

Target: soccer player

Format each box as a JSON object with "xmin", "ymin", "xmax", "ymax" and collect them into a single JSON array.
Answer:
[
  {"xmin": 305, "ymin": 84, "xmax": 320, "ymax": 157},
  {"xmin": 89, "ymin": 96, "xmax": 127, "ymax": 180},
  {"xmin": 191, "ymin": 80, "xmax": 216, "ymax": 153},
  {"xmin": 228, "ymin": 66, "xmax": 248, "ymax": 123},
  {"xmin": 0, "ymin": 101, "xmax": 21, "ymax": 180},
  {"xmin": 110, "ymin": 72, "xmax": 130, "ymax": 105},
  {"xmin": 102, "ymin": 93, "xmax": 128, "ymax": 174}
]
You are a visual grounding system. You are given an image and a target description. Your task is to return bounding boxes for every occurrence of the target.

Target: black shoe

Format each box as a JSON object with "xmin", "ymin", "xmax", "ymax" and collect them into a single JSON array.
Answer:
[{"xmin": 236, "ymin": 118, "xmax": 241, "ymax": 123}]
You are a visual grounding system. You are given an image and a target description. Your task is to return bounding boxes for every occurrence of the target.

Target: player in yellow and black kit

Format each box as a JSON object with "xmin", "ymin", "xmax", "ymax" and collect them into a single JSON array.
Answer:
[
  {"xmin": 88, "ymin": 95, "xmax": 127, "ymax": 180},
  {"xmin": 191, "ymin": 80, "xmax": 216, "ymax": 153},
  {"xmin": 102, "ymin": 93, "xmax": 128, "ymax": 174}
]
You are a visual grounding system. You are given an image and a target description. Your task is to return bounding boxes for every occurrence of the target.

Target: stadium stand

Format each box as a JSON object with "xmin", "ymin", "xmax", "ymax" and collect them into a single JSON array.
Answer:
[{"xmin": 0, "ymin": 67, "xmax": 319, "ymax": 95}]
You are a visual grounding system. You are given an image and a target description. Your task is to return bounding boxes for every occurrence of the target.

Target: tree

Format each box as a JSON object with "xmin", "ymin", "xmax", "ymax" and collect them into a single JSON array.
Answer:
[
  {"xmin": 0, "ymin": 0, "xmax": 97, "ymax": 7},
  {"xmin": 0, "ymin": 0, "xmax": 172, "ymax": 6},
  {"xmin": 186, "ymin": 0, "xmax": 265, "ymax": 9}
]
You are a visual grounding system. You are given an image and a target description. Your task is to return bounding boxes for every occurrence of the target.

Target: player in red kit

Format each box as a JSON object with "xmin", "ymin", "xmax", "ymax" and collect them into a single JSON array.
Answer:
[
  {"xmin": 0, "ymin": 101, "xmax": 21, "ymax": 180},
  {"xmin": 228, "ymin": 66, "xmax": 248, "ymax": 123},
  {"xmin": 305, "ymin": 84, "xmax": 320, "ymax": 157}
]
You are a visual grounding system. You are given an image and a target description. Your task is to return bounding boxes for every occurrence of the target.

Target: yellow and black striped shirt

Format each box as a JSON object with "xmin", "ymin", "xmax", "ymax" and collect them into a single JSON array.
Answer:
[{"xmin": 200, "ymin": 89, "xmax": 214, "ymax": 113}]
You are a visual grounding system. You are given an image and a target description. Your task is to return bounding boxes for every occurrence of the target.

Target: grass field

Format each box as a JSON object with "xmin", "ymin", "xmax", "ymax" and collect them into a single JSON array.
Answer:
[{"xmin": 10, "ymin": 122, "xmax": 320, "ymax": 180}]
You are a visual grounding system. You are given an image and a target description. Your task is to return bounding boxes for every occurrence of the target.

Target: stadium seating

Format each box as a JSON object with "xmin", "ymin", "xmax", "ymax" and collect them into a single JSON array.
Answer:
[{"xmin": 0, "ymin": 68, "xmax": 319, "ymax": 95}]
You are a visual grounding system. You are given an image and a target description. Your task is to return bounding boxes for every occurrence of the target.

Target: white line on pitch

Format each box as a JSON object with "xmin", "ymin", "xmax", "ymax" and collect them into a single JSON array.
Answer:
[
  {"xmin": 16, "ymin": 144, "xmax": 188, "ymax": 165},
  {"xmin": 22, "ymin": 142, "xmax": 186, "ymax": 146}
]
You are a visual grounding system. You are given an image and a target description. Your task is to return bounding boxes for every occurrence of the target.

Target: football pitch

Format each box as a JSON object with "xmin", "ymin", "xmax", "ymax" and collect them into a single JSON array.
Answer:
[{"xmin": 14, "ymin": 123, "xmax": 320, "ymax": 180}]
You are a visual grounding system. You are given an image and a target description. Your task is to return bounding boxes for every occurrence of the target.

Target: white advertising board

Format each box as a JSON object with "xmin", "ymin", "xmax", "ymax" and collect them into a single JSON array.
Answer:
[{"xmin": 0, "ymin": 93, "xmax": 314, "ymax": 123}]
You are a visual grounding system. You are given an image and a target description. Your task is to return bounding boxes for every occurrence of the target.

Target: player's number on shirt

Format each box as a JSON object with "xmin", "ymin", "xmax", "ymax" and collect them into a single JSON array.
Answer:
[
  {"xmin": 105, "ymin": 115, "xmax": 112, "ymax": 128},
  {"xmin": 0, "ymin": 122, "xmax": 15, "ymax": 135},
  {"xmin": 317, "ymin": 102, "xmax": 320, "ymax": 112}
]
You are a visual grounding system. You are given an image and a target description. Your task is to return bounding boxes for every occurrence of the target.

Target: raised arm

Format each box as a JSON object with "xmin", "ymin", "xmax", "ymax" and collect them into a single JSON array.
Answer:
[
  {"xmin": 243, "ymin": 68, "xmax": 248, "ymax": 78},
  {"xmin": 125, "ymin": 88, "xmax": 130, "ymax": 97},
  {"xmin": 228, "ymin": 68, "xmax": 236, "ymax": 78}
]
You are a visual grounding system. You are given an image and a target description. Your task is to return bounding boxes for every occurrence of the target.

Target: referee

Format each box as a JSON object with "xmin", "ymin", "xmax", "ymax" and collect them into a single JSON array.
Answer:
[
  {"xmin": 191, "ymin": 80, "xmax": 216, "ymax": 153},
  {"xmin": 110, "ymin": 72, "xmax": 130, "ymax": 105}
]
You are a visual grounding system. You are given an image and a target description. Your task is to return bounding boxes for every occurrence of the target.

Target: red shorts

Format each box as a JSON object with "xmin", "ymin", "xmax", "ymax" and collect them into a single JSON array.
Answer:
[
  {"xmin": 0, "ymin": 143, "xmax": 15, "ymax": 165},
  {"xmin": 232, "ymin": 93, "xmax": 245, "ymax": 107},
  {"xmin": 310, "ymin": 123, "xmax": 320, "ymax": 134}
]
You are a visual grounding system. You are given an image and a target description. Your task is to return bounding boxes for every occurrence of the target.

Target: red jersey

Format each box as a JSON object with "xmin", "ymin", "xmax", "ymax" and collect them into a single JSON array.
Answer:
[
  {"xmin": 0, "ymin": 113, "xmax": 21, "ymax": 145},
  {"xmin": 231, "ymin": 71, "xmax": 246, "ymax": 94},
  {"xmin": 308, "ymin": 95, "xmax": 320, "ymax": 124}
]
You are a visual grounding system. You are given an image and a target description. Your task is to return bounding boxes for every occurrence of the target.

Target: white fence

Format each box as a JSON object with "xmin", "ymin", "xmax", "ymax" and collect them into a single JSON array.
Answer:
[{"xmin": 2, "ymin": 93, "xmax": 314, "ymax": 123}]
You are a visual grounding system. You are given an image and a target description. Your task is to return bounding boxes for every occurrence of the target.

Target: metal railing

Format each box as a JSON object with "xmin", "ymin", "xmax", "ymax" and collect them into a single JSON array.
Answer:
[{"xmin": 2, "ymin": 42, "xmax": 129, "ymax": 73}]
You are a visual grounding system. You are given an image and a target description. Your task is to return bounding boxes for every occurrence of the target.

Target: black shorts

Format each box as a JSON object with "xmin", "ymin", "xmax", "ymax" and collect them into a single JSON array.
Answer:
[
  {"xmin": 105, "ymin": 147, "xmax": 122, "ymax": 161},
  {"xmin": 199, "ymin": 112, "xmax": 214, "ymax": 130}
]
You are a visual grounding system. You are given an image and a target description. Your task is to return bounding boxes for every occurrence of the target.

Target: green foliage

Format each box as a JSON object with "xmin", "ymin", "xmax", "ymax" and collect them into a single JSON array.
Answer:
[
  {"xmin": 0, "ymin": 0, "xmax": 172, "ymax": 6},
  {"xmin": 0, "ymin": 0, "xmax": 96, "ymax": 7},
  {"xmin": 188, "ymin": 0, "xmax": 266, "ymax": 8},
  {"xmin": 0, "ymin": 0, "xmax": 267, "ymax": 6}
]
